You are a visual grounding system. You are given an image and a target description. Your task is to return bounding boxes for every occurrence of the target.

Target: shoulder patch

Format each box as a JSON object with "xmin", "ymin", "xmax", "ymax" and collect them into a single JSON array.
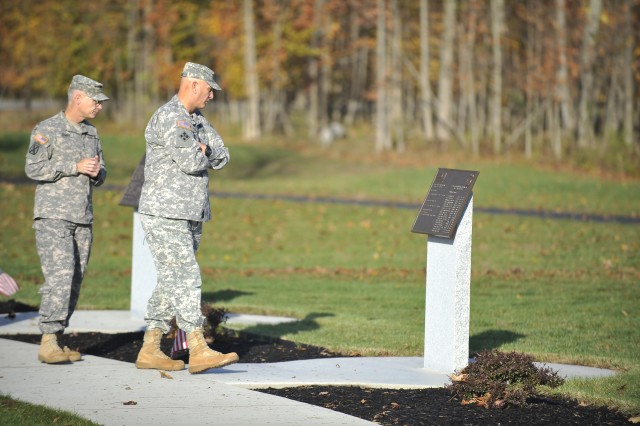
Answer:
[
  {"xmin": 28, "ymin": 143, "xmax": 40, "ymax": 155},
  {"xmin": 176, "ymin": 119, "xmax": 191, "ymax": 130},
  {"xmin": 34, "ymin": 132, "xmax": 49, "ymax": 145}
]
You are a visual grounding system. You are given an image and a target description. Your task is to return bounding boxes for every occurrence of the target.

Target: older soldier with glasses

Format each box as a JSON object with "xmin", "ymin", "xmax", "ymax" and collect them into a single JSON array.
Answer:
[
  {"xmin": 25, "ymin": 75, "xmax": 109, "ymax": 364},
  {"xmin": 135, "ymin": 62, "xmax": 238, "ymax": 374}
]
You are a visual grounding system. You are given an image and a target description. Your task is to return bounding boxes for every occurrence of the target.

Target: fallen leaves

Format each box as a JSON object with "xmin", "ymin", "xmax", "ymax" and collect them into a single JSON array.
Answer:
[{"xmin": 449, "ymin": 373, "xmax": 467, "ymax": 382}]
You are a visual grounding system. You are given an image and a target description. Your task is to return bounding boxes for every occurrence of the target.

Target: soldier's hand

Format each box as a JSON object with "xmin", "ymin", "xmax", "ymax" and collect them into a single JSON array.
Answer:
[{"xmin": 77, "ymin": 156, "xmax": 100, "ymax": 178}]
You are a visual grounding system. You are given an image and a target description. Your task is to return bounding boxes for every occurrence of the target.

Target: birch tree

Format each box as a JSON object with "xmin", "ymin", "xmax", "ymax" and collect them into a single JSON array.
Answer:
[
  {"xmin": 389, "ymin": 0, "xmax": 404, "ymax": 152},
  {"xmin": 419, "ymin": 0, "xmax": 434, "ymax": 141},
  {"xmin": 375, "ymin": 0, "xmax": 391, "ymax": 152},
  {"xmin": 243, "ymin": 0, "xmax": 261, "ymax": 140},
  {"xmin": 622, "ymin": 0, "xmax": 635, "ymax": 147},
  {"xmin": 308, "ymin": 0, "xmax": 324, "ymax": 139},
  {"xmin": 576, "ymin": 0, "xmax": 602, "ymax": 147},
  {"xmin": 490, "ymin": 0, "xmax": 504, "ymax": 154},
  {"xmin": 555, "ymin": 0, "xmax": 575, "ymax": 133},
  {"xmin": 436, "ymin": 0, "xmax": 456, "ymax": 146}
]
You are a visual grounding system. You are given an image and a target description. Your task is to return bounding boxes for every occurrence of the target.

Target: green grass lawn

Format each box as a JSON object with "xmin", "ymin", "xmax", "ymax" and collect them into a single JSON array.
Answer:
[{"xmin": 1, "ymin": 130, "xmax": 639, "ymax": 417}]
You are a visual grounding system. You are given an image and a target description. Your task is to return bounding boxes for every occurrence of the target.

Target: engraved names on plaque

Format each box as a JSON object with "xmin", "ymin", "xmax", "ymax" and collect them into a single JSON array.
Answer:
[{"xmin": 411, "ymin": 168, "xmax": 479, "ymax": 239}]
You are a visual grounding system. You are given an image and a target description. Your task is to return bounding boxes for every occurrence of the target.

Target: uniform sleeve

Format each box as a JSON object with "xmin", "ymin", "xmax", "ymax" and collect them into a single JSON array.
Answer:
[
  {"xmin": 154, "ymin": 114, "xmax": 210, "ymax": 175},
  {"xmin": 25, "ymin": 128, "xmax": 77, "ymax": 182},
  {"xmin": 91, "ymin": 136, "xmax": 107, "ymax": 187},
  {"xmin": 199, "ymin": 119, "xmax": 230, "ymax": 170}
]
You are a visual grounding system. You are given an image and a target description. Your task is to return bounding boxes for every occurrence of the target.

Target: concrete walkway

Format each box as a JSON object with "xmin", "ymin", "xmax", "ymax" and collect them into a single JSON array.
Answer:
[{"xmin": 0, "ymin": 311, "xmax": 616, "ymax": 426}]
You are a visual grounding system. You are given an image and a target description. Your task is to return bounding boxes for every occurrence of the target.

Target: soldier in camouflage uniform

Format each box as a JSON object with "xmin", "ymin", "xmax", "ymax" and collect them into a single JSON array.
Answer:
[
  {"xmin": 25, "ymin": 75, "xmax": 109, "ymax": 364},
  {"xmin": 135, "ymin": 62, "xmax": 239, "ymax": 374}
]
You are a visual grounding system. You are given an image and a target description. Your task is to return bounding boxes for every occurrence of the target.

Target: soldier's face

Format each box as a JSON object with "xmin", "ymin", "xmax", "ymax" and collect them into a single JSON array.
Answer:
[
  {"xmin": 196, "ymin": 82, "xmax": 214, "ymax": 109},
  {"xmin": 80, "ymin": 94, "xmax": 103, "ymax": 118}
]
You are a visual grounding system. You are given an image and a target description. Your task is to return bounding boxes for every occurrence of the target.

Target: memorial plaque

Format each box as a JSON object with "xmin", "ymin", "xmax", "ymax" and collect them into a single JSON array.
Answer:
[
  {"xmin": 411, "ymin": 168, "xmax": 479, "ymax": 239},
  {"xmin": 119, "ymin": 154, "xmax": 146, "ymax": 209}
]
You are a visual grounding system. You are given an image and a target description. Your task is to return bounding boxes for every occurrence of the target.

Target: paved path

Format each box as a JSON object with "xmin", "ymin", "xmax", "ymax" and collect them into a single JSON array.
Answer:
[
  {"xmin": 0, "ymin": 311, "xmax": 616, "ymax": 426},
  {"xmin": 3, "ymin": 177, "xmax": 638, "ymax": 224}
]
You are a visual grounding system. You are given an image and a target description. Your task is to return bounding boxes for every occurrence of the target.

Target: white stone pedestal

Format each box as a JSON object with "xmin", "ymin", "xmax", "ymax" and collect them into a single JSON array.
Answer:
[
  {"xmin": 423, "ymin": 196, "xmax": 473, "ymax": 374},
  {"xmin": 130, "ymin": 211, "xmax": 156, "ymax": 320}
]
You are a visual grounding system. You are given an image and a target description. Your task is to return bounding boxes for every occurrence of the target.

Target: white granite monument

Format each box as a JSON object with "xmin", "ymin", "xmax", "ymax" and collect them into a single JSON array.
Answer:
[
  {"xmin": 412, "ymin": 169, "xmax": 478, "ymax": 374},
  {"xmin": 119, "ymin": 155, "xmax": 156, "ymax": 320}
]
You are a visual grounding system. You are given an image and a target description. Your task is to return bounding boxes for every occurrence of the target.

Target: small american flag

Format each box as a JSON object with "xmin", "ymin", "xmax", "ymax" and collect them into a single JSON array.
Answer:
[
  {"xmin": 0, "ymin": 270, "xmax": 19, "ymax": 297},
  {"xmin": 171, "ymin": 329, "xmax": 189, "ymax": 358}
]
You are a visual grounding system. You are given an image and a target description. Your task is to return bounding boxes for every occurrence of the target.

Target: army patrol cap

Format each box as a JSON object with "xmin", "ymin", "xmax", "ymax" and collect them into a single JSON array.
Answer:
[
  {"xmin": 69, "ymin": 75, "xmax": 109, "ymax": 101},
  {"xmin": 181, "ymin": 62, "xmax": 221, "ymax": 91}
]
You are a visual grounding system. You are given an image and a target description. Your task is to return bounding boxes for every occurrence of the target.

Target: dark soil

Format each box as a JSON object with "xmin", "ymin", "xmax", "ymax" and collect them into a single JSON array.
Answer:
[{"xmin": 0, "ymin": 303, "xmax": 632, "ymax": 425}]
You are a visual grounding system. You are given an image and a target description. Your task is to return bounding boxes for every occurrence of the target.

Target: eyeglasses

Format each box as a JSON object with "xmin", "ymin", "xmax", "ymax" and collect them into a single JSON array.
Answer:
[
  {"xmin": 83, "ymin": 94, "xmax": 103, "ymax": 106},
  {"xmin": 199, "ymin": 82, "xmax": 213, "ymax": 95}
]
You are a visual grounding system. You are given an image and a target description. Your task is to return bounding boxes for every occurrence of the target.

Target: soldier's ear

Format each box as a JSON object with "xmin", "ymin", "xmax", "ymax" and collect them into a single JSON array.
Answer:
[{"xmin": 73, "ymin": 91, "xmax": 84, "ymax": 104}]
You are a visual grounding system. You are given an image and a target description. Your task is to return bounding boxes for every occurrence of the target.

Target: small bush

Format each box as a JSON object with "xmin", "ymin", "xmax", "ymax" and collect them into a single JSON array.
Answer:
[{"xmin": 447, "ymin": 349, "xmax": 565, "ymax": 409}]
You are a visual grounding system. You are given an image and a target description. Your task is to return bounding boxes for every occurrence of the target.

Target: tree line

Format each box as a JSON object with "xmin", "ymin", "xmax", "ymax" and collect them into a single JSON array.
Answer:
[{"xmin": 1, "ymin": 0, "xmax": 638, "ymax": 159}]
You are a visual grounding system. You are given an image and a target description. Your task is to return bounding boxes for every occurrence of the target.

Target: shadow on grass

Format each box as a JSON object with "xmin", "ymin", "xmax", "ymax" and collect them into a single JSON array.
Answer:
[
  {"xmin": 470, "ymin": 329, "xmax": 525, "ymax": 353},
  {"xmin": 203, "ymin": 289, "xmax": 254, "ymax": 303},
  {"xmin": 238, "ymin": 312, "xmax": 335, "ymax": 340},
  {"xmin": 201, "ymin": 290, "xmax": 335, "ymax": 342}
]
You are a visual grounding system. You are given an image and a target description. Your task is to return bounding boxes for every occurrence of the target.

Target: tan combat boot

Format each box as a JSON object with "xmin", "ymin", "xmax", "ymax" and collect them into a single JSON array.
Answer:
[
  {"xmin": 63, "ymin": 346, "xmax": 82, "ymax": 362},
  {"xmin": 135, "ymin": 328, "xmax": 185, "ymax": 371},
  {"xmin": 186, "ymin": 329, "xmax": 239, "ymax": 374},
  {"xmin": 38, "ymin": 334, "xmax": 70, "ymax": 364}
]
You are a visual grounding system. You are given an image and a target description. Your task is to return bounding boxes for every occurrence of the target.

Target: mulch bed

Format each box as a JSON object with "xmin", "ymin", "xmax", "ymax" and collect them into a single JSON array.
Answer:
[{"xmin": 0, "ymin": 301, "xmax": 632, "ymax": 425}]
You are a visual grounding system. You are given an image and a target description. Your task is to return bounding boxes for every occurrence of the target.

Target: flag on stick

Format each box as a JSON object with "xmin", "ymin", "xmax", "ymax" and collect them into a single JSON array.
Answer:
[
  {"xmin": 0, "ymin": 269, "xmax": 19, "ymax": 297},
  {"xmin": 171, "ymin": 329, "xmax": 189, "ymax": 359}
]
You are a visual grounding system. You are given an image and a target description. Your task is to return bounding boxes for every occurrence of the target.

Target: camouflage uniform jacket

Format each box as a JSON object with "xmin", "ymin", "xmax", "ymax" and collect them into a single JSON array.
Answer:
[
  {"xmin": 138, "ymin": 95, "xmax": 229, "ymax": 222},
  {"xmin": 25, "ymin": 111, "xmax": 107, "ymax": 224}
]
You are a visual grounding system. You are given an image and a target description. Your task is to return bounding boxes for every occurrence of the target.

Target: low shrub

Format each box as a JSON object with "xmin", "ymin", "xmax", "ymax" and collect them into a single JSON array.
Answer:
[{"xmin": 447, "ymin": 349, "xmax": 565, "ymax": 409}]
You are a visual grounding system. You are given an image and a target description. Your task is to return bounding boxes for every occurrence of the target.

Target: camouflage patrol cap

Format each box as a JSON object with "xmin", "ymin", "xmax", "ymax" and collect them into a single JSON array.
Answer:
[
  {"xmin": 181, "ymin": 62, "xmax": 221, "ymax": 91},
  {"xmin": 69, "ymin": 75, "xmax": 109, "ymax": 101}
]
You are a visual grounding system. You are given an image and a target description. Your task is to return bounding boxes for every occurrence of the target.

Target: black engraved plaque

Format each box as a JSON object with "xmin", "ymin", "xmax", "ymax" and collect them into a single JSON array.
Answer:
[
  {"xmin": 119, "ymin": 154, "xmax": 146, "ymax": 209},
  {"xmin": 411, "ymin": 168, "xmax": 479, "ymax": 239}
]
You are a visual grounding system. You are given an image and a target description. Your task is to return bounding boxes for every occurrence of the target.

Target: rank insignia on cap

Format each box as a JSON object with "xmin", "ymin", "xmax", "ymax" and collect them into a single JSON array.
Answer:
[
  {"xmin": 176, "ymin": 119, "xmax": 191, "ymax": 130},
  {"xmin": 34, "ymin": 133, "xmax": 49, "ymax": 145}
]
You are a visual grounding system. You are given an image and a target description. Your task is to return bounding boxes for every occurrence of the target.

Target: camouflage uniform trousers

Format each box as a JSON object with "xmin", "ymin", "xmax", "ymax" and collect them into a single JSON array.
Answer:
[
  {"xmin": 139, "ymin": 213, "xmax": 206, "ymax": 334},
  {"xmin": 34, "ymin": 218, "xmax": 92, "ymax": 334}
]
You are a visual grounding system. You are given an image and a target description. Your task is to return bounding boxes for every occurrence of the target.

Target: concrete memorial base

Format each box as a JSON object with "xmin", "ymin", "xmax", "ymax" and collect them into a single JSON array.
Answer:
[{"xmin": 423, "ymin": 197, "xmax": 473, "ymax": 374}]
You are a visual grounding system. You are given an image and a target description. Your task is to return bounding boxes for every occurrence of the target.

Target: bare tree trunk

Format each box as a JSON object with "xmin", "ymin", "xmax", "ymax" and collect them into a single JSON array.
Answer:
[
  {"xmin": 264, "ymin": 2, "xmax": 292, "ymax": 136},
  {"xmin": 576, "ymin": 0, "xmax": 602, "ymax": 148},
  {"xmin": 375, "ymin": 0, "xmax": 391, "ymax": 152},
  {"xmin": 390, "ymin": 0, "xmax": 404, "ymax": 152},
  {"xmin": 436, "ymin": 0, "xmax": 456, "ymax": 146},
  {"xmin": 525, "ymin": 15, "xmax": 536, "ymax": 159},
  {"xmin": 419, "ymin": 0, "xmax": 434, "ymax": 141},
  {"xmin": 555, "ymin": 0, "xmax": 575, "ymax": 133},
  {"xmin": 142, "ymin": 0, "xmax": 155, "ymax": 104},
  {"xmin": 476, "ymin": 31, "xmax": 489, "ymax": 142},
  {"xmin": 308, "ymin": 0, "xmax": 324, "ymax": 138},
  {"xmin": 264, "ymin": 7, "xmax": 281, "ymax": 134},
  {"xmin": 319, "ymin": 19, "xmax": 330, "ymax": 132},
  {"xmin": 458, "ymin": 0, "xmax": 480, "ymax": 156},
  {"xmin": 490, "ymin": 0, "xmax": 504, "ymax": 154},
  {"xmin": 622, "ymin": 0, "xmax": 635, "ymax": 147},
  {"xmin": 126, "ymin": 0, "xmax": 138, "ymax": 125},
  {"xmin": 243, "ymin": 0, "xmax": 261, "ymax": 140},
  {"xmin": 603, "ymin": 63, "xmax": 620, "ymax": 144},
  {"xmin": 345, "ymin": 6, "xmax": 368, "ymax": 126},
  {"xmin": 551, "ymin": 102, "xmax": 562, "ymax": 160}
]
